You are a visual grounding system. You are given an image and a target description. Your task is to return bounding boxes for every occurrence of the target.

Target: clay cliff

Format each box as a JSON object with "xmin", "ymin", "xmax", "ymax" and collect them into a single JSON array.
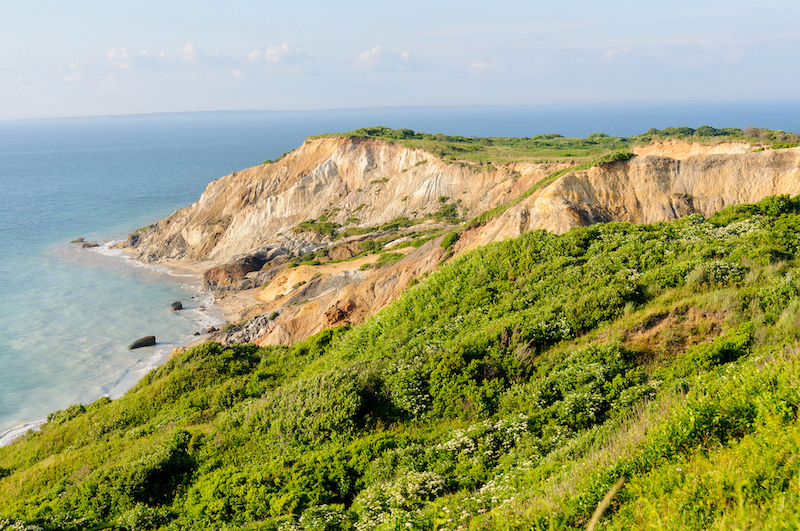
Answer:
[
  {"xmin": 469, "ymin": 141, "xmax": 800, "ymax": 248},
  {"xmin": 119, "ymin": 136, "xmax": 800, "ymax": 346},
  {"xmin": 123, "ymin": 137, "xmax": 562, "ymax": 265}
]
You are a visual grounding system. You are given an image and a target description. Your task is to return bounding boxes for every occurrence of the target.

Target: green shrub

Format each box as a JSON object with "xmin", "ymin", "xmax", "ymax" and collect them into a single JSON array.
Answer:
[
  {"xmin": 374, "ymin": 252, "xmax": 404, "ymax": 269},
  {"xmin": 8, "ymin": 194, "xmax": 800, "ymax": 530},
  {"xmin": 440, "ymin": 232, "xmax": 459, "ymax": 249},
  {"xmin": 666, "ymin": 322, "xmax": 754, "ymax": 379}
]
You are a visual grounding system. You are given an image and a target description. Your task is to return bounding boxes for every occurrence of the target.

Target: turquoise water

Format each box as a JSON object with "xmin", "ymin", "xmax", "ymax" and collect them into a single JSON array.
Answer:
[{"xmin": 1, "ymin": 103, "xmax": 799, "ymax": 443}]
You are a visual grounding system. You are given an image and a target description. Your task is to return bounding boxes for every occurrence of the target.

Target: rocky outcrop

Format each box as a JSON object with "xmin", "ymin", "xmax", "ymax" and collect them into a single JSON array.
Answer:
[
  {"xmin": 203, "ymin": 253, "xmax": 269, "ymax": 289},
  {"xmin": 325, "ymin": 300, "xmax": 355, "ymax": 326}
]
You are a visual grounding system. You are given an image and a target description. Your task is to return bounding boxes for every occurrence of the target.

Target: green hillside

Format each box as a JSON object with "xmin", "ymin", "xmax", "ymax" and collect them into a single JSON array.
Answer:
[{"xmin": 3, "ymin": 195, "xmax": 800, "ymax": 530}]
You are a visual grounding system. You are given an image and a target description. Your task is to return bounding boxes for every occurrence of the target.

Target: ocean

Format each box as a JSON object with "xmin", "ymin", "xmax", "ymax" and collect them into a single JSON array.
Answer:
[{"xmin": 2, "ymin": 101, "xmax": 800, "ymax": 444}]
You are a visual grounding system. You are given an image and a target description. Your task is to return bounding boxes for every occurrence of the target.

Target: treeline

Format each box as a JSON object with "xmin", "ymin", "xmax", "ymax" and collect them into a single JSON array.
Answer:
[{"xmin": 341, "ymin": 125, "xmax": 800, "ymax": 150}]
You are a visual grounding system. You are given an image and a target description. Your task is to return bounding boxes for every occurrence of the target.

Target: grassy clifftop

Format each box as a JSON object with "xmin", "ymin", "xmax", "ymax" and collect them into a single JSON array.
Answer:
[
  {"xmin": 316, "ymin": 125, "xmax": 800, "ymax": 164},
  {"xmin": 3, "ymin": 194, "xmax": 800, "ymax": 529}
]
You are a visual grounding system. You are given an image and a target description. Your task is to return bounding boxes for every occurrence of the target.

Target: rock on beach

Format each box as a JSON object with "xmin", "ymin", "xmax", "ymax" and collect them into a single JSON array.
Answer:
[{"xmin": 129, "ymin": 336, "xmax": 156, "ymax": 349}]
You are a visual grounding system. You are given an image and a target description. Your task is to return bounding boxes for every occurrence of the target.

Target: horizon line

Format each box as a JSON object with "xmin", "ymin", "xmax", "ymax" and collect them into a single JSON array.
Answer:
[{"xmin": 4, "ymin": 98, "xmax": 800, "ymax": 125}]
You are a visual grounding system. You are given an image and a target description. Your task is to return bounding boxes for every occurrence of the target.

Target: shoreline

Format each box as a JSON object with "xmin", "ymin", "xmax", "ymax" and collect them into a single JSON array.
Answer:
[
  {"xmin": 154, "ymin": 257, "xmax": 261, "ymax": 325},
  {"xmin": 153, "ymin": 257, "xmax": 257, "ymax": 324},
  {"xmin": 0, "ymin": 420, "xmax": 46, "ymax": 447},
  {"xmin": 0, "ymin": 246, "xmax": 228, "ymax": 448}
]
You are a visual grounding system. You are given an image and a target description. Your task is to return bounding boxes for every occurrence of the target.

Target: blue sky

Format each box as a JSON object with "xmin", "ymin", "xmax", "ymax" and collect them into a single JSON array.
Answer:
[{"xmin": 2, "ymin": 0, "xmax": 799, "ymax": 120}]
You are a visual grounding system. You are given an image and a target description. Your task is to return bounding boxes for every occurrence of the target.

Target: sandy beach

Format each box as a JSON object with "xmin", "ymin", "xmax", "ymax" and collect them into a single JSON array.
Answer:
[{"xmin": 155, "ymin": 258, "xmax": 260, "ymax": 324}]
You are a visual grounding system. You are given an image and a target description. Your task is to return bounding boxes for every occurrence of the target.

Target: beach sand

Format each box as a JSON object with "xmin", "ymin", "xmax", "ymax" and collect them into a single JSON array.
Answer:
[{"xmin": 154, "ymin": 258, "xmax": 260, "ymax": 324}]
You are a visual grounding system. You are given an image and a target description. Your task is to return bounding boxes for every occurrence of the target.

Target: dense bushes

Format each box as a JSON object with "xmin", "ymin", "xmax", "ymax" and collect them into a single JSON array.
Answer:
[{"xmin": 5, "ymin": 196, "xmax": 800, "ymax": 530}]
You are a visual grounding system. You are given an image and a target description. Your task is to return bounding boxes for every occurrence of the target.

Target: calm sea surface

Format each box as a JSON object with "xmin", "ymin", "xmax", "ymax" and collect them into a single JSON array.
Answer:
[{"xmin": 2, "ymin": 102, "xmax": 799, "ymax": 443}]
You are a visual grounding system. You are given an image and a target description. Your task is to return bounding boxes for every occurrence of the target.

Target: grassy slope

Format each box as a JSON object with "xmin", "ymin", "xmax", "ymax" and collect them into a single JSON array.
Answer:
[{"xmin": 2, "ymin": 194, "xmax": 800, "ymax": 530}]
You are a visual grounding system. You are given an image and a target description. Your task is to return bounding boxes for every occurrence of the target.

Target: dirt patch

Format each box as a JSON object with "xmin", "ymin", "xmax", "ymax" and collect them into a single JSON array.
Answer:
[
  {"xmin": 624, "ymin": 306, "xmax": 727, "ymax": 361},
  {"xmin": 254, "ymin": 249, "xmax": 413, "ymax": 304},
  {"xmin": 214, "ymin": 288, "xmax": 262, "ymax": 323}
]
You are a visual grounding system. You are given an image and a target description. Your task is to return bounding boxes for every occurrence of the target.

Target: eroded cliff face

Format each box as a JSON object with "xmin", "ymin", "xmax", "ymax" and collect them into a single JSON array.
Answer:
[
  {"xmin": 468, "ymin": 144, "xmax": 800, "ymax": 248},
  {"xmin": 121, "ymin": 137, "xmax": 800, "ymax": 347},
  {"xmin": 122, "ymin": 137, "xmax": 561, "ymax": 265}
]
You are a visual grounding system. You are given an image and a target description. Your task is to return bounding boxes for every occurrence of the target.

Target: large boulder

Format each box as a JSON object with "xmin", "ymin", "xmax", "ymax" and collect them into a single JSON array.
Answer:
[
  {"xmin": 203, "ymin": 254, "xmax": 268, "ymax": 289},
  {"xmin": 128, "ymin": 336, "xmax": 156, "ymax": 349},
  {"xmin": 170, "ymin": 301, "xmax": 183, "ymax": 311}
]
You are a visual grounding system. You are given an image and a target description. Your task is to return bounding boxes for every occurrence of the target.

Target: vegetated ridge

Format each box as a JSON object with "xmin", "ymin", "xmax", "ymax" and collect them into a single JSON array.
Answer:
[
  {"xmin": 2, "ymin": 127, "xmax": 800, "ymax": 530},
  {"xmin": 120, "ymin": 126, "xmax": 800, "ymax": 347}
]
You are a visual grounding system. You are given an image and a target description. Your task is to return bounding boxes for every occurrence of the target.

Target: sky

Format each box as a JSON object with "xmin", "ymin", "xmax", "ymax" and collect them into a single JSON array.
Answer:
[{"xmin": 1, "ymin": 0, "xmax": 799, "ymax": 121}]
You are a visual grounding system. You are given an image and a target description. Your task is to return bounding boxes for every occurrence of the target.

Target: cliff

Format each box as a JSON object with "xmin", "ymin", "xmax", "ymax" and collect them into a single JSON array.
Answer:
[
  {"xmin": 122, "ymin": 137, "xmax": 562, "ymax": 265},
  {"xmin": 119, "ymin": 136, "xmax": 800, "ymax": 346},
  {"xmin": 469, "ymin": 142, "xmax": 800, "ymax": 247}
]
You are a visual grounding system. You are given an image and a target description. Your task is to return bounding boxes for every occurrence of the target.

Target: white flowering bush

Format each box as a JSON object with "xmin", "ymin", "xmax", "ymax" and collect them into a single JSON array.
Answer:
[
  {"xmin": 677, "ymin": 213, "xmax": 764, "ymax": 242},
  {"xmin": 384, "ymin": 356, "xmax": 431, "ymax": 418},
  {"xmin": 686, "ymin": 260, "xmax": 746, "ymax": 287},
  {"xmin": 556, "ymin": 391, "xmax": 606, "ymax": 428},
  {"xmin": 431, "ymin": 460, "xmax": 538, "ymax": 531},
  {"xmin": 352, "ymin": 471, "xmax": 445, "ymax": 531},
  {"xmin": 436, "ymin": 414, "xmax": 529, "ymax": 461},
  {"xmin": 0, "ymin": 521, "xmax": 44, "ymax": 531},
  {"xmin": 526, "ymin": 319, "xmax": 572, "ymax": 349},
  {"xmin": 499, "ymin": 343, "xmax": 648, "ymax": 436},
  {"xmin": 116, "ymin": 503, "xmax": 172, "ymax": 531},
  {"xmin": 364, "ymin": 444, "xmax": 428, "ymax": 486},
  {"xmin": 276, "ymin": 504, "xmax": 356, "ymax": 531}
]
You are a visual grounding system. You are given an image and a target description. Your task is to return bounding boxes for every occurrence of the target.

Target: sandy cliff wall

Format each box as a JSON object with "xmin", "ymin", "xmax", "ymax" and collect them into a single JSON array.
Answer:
[
  {"xmin": 469, "ymin": 145, "xmax": 800, "ymax": 247},
  {"xmin": 123, "ymin": 137, "xmax": 561, "ymax": 265}
]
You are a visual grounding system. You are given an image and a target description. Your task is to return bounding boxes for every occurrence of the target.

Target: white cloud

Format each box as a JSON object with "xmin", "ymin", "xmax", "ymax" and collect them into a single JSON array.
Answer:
[
  {"xmin": 141, "ymin": 50, "xmax": 169, "ymax": 59},
  {"xmin": 178, "ymin": 42, "xmax": 199, "ymax": 62},
  {"xmin": 106, "ymin": 47, "xmax": 130, "ymax": 60},
  {"xmin": 264, "ymin": 42, "xmax": 303, "ymax": 64},
  {"xmin": 355, "ymin": 45, "xmax": 422, "ymax": 71},
  {"xmin": 63, "ymin": 71, "xmax": 81, "ymax": 82},
  {"xmin": 358, "ymin": 45, "xmax": 386, "ymax": 69},
  {"xmin": 14, "ymin": 76, "xmax": 23, "ymax": 83},
  {"xmin": 99, "ymin": 42, "xmax": 307, "ymax": 77}
]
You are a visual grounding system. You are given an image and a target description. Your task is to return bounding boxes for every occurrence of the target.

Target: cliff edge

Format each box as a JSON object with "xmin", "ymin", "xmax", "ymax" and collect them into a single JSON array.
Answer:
[{"xmin": 118, "ymin": 136, "xmax": 800, "ymax": 346}]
